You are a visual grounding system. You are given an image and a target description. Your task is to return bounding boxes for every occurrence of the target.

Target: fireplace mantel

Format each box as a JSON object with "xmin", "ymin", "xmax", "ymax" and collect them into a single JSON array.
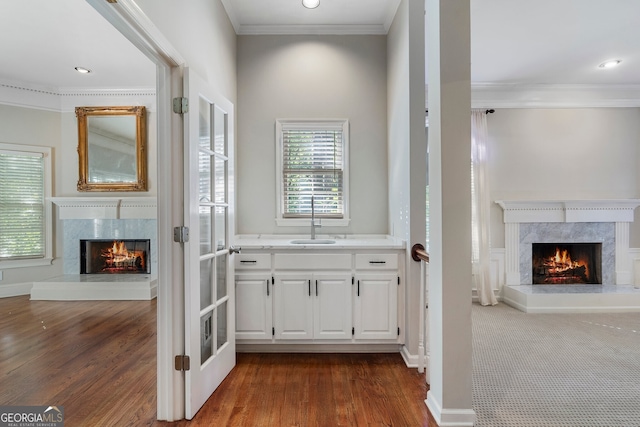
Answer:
[
  {"xmin": 496, "ymin": 199, "xmax": 640, "ymax": 223},
  {"xmin": 49, "ymin": 197, "xmax": 157, "ymax": 220},
  {"xmin": 496, "ymin": 199, "xmax": 640, "ymax": 286}
]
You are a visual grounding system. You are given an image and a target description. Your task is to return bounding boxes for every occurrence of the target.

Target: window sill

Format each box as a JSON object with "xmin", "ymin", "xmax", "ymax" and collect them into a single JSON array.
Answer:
[
  {"xmin": 276, "ymin": 218, "xmax": 351, "ymax": 227},
  {"xmin": 0, "ymin": 258, "xmax": 54, "ymax": 270}
]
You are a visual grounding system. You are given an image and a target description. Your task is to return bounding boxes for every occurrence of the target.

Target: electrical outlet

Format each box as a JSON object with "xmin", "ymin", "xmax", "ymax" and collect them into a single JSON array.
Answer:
[{"xmin": 0, "ymin": 270, "xmax": 3, "ymax": 281}]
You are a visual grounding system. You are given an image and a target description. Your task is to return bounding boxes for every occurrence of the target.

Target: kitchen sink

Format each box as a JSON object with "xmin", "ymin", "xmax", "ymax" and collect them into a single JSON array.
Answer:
[{"xmin": 290, "ymin": 239, "xmax": 336, "ymax": 245}]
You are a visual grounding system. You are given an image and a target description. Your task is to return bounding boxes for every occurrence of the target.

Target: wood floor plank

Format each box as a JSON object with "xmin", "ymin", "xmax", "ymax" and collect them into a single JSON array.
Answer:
[{"xmin": 1, "ymin": 296, "xmax": 431, "ymax": 426}]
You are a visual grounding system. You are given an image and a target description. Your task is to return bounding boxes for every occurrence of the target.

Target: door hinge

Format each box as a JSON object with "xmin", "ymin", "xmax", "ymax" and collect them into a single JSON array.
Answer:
[
  {"xmin": 351, "ymin": 276, "xmax": 354, "ymax": 285},
  {"xmin": 272, "ymin": 327, "xmax": 275, "ymax": 336},
  {"xmin": 172, "ymin": 97, "xmax": 189, "ymax": 114},
  {"xmin": 397, "ymin": 327, "xmax": 401, "ymax": 336},
  {"xmin": 397, "ymin": 276, "xmax": 400, "ymax": 285},
  {"xmin": 175, "ymin": 355, "xmax": 191, "ymax": 371},
  {"xmin": 173, "ymin": 226, "xmax": 190, "ymax": 243},
  {"xmin": 352, "ymin": 327, "xmax": 355, "ymax": 335}
]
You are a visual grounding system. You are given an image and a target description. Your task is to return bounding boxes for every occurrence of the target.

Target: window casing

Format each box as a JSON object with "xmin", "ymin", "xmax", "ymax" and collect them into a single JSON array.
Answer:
[
  {"xmin": 0, "ymin": 143, "xmax": 53, "ymax": 268},
  {"xmin": 276, "ymin": 119, "xmax": 349, "ymax": 226}
]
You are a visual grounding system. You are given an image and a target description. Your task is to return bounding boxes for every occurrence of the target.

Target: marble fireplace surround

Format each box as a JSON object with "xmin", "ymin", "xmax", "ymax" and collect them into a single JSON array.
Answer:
[
  {"xmin": 496, "ymin": 200, "xmax": 640, "ymax": 286},
  {"xmin": 31, "ymin": 197, "xmax": 157, "ymax": 301}
]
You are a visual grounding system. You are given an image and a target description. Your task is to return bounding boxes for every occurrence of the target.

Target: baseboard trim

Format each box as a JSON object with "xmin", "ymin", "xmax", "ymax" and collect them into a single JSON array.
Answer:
[
  {"xmin": 400, "ymin": 345, "xmax": 417, "ymax": 368},
  {"xmin": 0, "ymin": 282, "xmax": 33, "ymax": 298},
  {"xmin": 237, "ymin": 343, "xmax": 402, "ymax": 353},
  {"xmin": 426, "ymin": 393, "xmax": 476, "ymax": 427}
]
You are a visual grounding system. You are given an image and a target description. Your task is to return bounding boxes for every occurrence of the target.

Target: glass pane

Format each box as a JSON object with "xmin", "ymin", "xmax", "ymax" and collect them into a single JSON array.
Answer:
[
  {"xmin": 213, "ymin": 105, "xmax": 226, "ymax": 155},
  {"xmin": 215, "ymin": 206, "xmax": 227, "ymax": 251},
  {"xmin": 199, "ymin": 97, "xmax": 211, "ymax": 151},
  {"xmin": 200, "ymin": 258, "xmax": 213, "ymax": 310},
  {"xmin": 199, "ymin": 205, "xmax": 212, "ymax": 255},
  {"xmin": 216, "ymin": 301, "xmax": 227, "ymax": 351},
  {"xmin": 216, "ymin": 253, "xmax": 227, "ymax": 300},
  {"xmin": 214, "ymin": 157, "xmax": 226, "ymax": 204},
  {"xmin": 200, "ymin": 310, "xmax": 213, "ymax": 364},
  {"xmin": 199, "ymin": 151, "xmax": 212, "ymax": 202}
]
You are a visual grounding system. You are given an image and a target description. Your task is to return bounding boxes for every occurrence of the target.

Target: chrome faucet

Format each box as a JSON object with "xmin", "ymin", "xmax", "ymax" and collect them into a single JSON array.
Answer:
[{"xmin": 311, "ymin": 195, "xmax": 320, "ymax": 240}]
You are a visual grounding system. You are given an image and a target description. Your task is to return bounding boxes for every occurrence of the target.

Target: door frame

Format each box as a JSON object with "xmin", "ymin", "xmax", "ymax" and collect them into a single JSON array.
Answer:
[{"xmin": 86, "ymin": 0, "xmax": 186, "ymax": 421}]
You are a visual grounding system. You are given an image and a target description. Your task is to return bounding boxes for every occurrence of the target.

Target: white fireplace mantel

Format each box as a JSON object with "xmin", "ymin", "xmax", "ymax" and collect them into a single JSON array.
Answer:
[
  {"xmin": 496, "ymin": 199, "xmax": 640, "ymax": 286},
  {"xmin": 49, "ymin": 197, "xmax": 157, "ymax": 220},
  {"xmin": 496, "ymin": 199, "xmax": 640, "ymax": 223}
]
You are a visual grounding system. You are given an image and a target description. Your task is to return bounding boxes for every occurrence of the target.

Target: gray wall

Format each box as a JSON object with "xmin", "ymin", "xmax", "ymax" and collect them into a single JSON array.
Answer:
[
  {"xmin": 236, "ymin": 34, "xmax": 388, "ymax": 235},
  {"xmin": 0, "ymin": 105, "xmax": 64, "ymax": 287},
  {"xmin": 487, "ymin": 107, "xmax": 640, "ymax": 247}
]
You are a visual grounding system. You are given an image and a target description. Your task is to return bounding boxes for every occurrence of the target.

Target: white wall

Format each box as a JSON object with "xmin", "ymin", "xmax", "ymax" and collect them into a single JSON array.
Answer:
[
  {"xmin": 0, "ymin": 105, "xmax": 64, "ymax": 288},
  {"xmin": 387, "ymin": 0, "xmax": 427, "ymax": 357},
  {"xmin": 488, "ymin": 107, "xmax": 640, "ymax": 247},
  {"xmin": 236, "ymin": 35, "xmax": 388, "ymax": 235},
  {"xmin": 135, "ymin": 0, "xmax": 237, "ymax": 104}
]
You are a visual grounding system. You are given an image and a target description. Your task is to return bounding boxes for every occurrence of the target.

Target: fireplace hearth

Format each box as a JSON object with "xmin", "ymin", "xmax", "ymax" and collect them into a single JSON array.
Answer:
[
  {"xmin": 532, "ymin": 243, "xmax": 602, "ymax": 285},
  {"xmin": 81, "ymin": 239, "xmax": 151, "ymax": 274}
]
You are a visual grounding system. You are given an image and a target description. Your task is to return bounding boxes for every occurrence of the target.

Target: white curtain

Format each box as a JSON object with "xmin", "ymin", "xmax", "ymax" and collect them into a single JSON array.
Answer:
[{"xmin": 471, "ymin": 110, "xmax": 498, "ymax": 306}]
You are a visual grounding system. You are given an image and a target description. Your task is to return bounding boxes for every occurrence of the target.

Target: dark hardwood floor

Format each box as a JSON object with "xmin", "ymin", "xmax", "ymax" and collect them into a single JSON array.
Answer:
[{"xmin": 0, "ymin": 295, "xmax": 432, "ymax": 426}]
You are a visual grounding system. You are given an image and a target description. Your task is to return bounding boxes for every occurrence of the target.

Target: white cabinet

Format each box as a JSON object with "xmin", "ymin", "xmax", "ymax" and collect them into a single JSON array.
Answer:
[
  {"xmin": 354, "ymin": 253, "xmax": 399, "ymax": 340},
  {"xmin": 235, "ymin": 249, "xmax": 403, "ymax": 345},
  {"xmin": 235, "ymin": 253, "xmax": 272, "ymax": 340},
  {"xmin": 313, "ymin": 274, "xmax": 352, "ymax": 339},
  {"xmin": 273, "ymin": 274, "xmax": 313, "ymax": 339},
  {"xmin": 354, "ymin": 273, "xmax": 398, "ymax": 340},
  {"xmin": 235, "ymin": 274, "xmax": 272, "ymax": 340},
  {"xmin": 273, "ymin": 273, "xmax": 352, "ymax": 340}
]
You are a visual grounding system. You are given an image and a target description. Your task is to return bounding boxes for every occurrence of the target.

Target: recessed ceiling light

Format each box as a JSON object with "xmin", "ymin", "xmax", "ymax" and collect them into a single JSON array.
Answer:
[
  {"xmin": 598, "ymin": 60, "xmax": 621, "ymax": 69},
  {"xmin": 75, "ymin": 67, "xmax": 92, "ymax": 74},
  {"xmin": 302, "ymin": 0, "xmax": 320, "ymax": 9}
]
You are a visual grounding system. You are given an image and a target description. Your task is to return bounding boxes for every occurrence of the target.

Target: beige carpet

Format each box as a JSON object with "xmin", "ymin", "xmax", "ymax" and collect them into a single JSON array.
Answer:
[{"xmin": 472, "ymin": 303, "xmax": 640, "ymax": 427}]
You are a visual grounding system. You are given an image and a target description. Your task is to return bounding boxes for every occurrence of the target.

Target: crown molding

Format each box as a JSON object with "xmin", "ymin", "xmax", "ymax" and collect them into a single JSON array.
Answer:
[
  {"xmin": 236, "ymin": 24, "xmax": 388, "ymax": 35},
  {"xmin": 0, "ymin": 78, "xmax": 156, "ymax": 113},
  {"xmin": 467, "ymin": 83, "xmax": 640, "ymax": 109}
]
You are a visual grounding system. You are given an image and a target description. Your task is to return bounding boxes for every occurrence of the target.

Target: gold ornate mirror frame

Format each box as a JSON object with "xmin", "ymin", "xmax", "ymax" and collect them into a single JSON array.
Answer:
[{"xmin": 76, "ymin": 106, "xmax": 147, "ymax": 192}]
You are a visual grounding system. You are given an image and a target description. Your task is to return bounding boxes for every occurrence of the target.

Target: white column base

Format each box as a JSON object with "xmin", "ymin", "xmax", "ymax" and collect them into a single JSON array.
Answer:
[{"xmin": 426, "ymin": 392, "xmax": 476, "ymax": 427}]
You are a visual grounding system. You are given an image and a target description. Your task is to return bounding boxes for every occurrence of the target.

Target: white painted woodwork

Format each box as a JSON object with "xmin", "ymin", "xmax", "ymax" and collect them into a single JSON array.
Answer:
[
  {"xmin": 274, "ymin": 253, "xmax": 352, "ymax": 270},
  {"xmin": 236, "ymin": 248, "xmax": 403, "ymax": 345},
  {"xmin": 355, "ymin": 253, "xmax": 398, "ymax": 270},
  {"xmin": 274, "ymin": 274, "xmax": 314, "ymax": 340},
  {"xmin": 234, "ymin": 253, "xmax": 272, "ymax": 270},
  {"xmin": 235, "ymin": 274, "xmax": 272, "ymax": 340},
  {"xmin": 354, "ymin": 273, "xmax": 398, "ymax": 340},
  {"xmin": 313, "ymin": 274, "xmax": 353, "ymax": 340}
]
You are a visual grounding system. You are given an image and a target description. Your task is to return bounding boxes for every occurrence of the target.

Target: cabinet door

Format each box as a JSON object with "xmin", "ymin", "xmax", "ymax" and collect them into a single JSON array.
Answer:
[
  {"xmin": 354, "ymin": 274, "xmax": 398, "ymax": 340},
  {"xmin": 313, "ymin": 274, "xmax": 352, "ymax": 340},
  {"xmin": 235, "ymin": 274, "xmax": 272, "ymax": 340},
  {"xmin": 274, "ymin": 274, "xmax": 313, "ymax": 340}
]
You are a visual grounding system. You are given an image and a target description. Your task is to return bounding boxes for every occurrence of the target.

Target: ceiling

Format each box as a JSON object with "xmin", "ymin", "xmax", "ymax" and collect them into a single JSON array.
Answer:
[{"xmin": 1, "ymin": 0, "xmax": 639, "ymax": 92}]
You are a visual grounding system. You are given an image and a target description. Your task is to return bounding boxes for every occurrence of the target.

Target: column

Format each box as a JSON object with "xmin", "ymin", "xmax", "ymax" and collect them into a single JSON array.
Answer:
[{"xmin": 425, "ymin": 0, "xmax": 475, "ymax": 426}]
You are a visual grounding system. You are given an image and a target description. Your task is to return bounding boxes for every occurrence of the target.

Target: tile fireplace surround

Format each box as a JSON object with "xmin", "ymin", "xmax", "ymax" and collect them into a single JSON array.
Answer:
[
  {"xmin": 496, "ymin": 199, "xmax": 640, "ymax": 313},
  {"xmin": 30, "ymin": 197, "xmax": 157, "ymax": 300}
]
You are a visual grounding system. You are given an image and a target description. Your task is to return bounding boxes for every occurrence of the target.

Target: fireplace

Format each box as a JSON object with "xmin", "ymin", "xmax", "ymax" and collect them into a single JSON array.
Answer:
[
  {"xmin": 532, "ymin": 243, "xmax": 602, "ymax": 285},
  {"xmin": 80, "ymin": 239, "xmax": 151, "ymax": 274}
]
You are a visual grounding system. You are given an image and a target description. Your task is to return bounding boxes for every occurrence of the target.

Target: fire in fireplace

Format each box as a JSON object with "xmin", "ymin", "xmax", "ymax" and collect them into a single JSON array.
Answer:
[
  {"xmin": 80, "ymin": 239, "xmax": 151, "ymax": 274},
  {"xmin": 532, "ymin": 243, "xmax": 601, "ymax": 284}
]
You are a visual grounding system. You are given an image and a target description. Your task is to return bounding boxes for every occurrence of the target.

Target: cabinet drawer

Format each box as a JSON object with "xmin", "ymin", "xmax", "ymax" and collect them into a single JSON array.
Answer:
[
  {"xmin": 355, "ymin": 253, "xmax": 398, "ymax": 270},
  {"xmin": 234, "ymin": 253, "xmax": 271, "ymax": 270},
  {"xmin": 274, "ymin": 253, "xmax": 351, "ymax": 270}
]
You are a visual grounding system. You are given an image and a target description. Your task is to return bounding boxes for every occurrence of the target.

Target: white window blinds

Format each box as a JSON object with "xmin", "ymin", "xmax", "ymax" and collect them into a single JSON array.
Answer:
[
  {"xmin": 0, "ymin": 150, "xmax": 45, "ymax": 259},
  {"xmin": 281, "ymin": 122, "xmax": 345, "ymax": 218}
]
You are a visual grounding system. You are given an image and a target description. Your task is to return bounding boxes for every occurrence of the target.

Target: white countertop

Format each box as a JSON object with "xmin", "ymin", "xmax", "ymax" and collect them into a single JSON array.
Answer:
[{"xmin": 234, "ymin": 234, "xmax": 406, "ymax": 250}]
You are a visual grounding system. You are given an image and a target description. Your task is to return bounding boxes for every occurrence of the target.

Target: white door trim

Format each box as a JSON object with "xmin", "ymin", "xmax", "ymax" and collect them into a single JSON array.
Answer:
[{"xmin": 85, "ymin": 0, "xmax": 186, "ymax": 421}]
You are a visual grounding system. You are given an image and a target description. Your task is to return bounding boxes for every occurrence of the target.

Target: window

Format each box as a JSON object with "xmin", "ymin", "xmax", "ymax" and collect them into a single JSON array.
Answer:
[
  {"xmin": 0, "ymin": 143, "xmax": 52, "ymax": 268},
  {"xmin": 276, "ymin": 119, "xmax": 349, "ymax": 226}
]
